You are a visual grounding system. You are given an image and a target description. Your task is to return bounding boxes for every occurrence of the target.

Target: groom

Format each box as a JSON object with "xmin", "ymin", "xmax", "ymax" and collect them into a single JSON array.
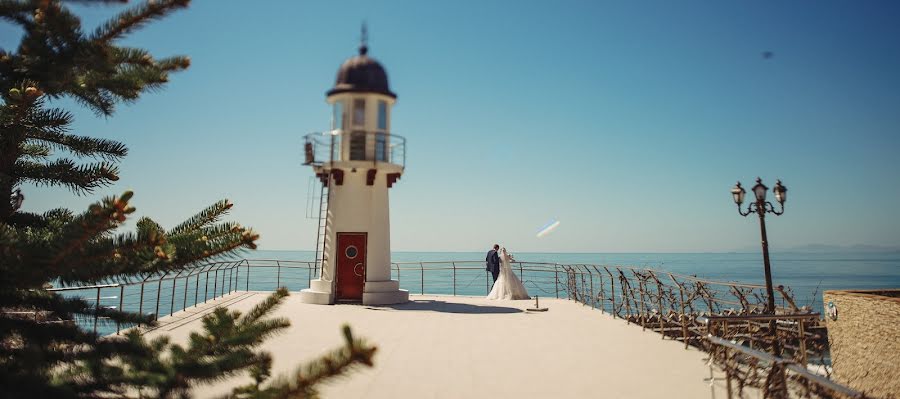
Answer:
[{"xmin": 485, "ymin": 244, "xmax": 500, "ymax": 286}]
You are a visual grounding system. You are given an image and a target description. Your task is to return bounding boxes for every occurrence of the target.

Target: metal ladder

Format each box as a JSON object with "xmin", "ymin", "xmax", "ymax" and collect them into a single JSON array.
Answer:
[{"xmin": 313, "ymin": 177, "xmax": 332, "ymax": 280}]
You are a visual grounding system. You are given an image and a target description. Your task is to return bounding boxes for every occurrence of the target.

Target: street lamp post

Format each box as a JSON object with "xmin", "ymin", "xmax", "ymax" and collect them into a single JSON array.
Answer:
[{"xmin": 731, "ymin": 177, "xmax": 787, "ymax": 315}]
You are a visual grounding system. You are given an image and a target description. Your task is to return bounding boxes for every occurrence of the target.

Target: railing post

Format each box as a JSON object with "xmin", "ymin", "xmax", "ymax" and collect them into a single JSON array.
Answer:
[
  {"xmin": 213, "ymin": 269, "xmax": 219, "ymax": 299},
  {"xmin": 724, "ymin": 346, "xmax": 733, "ymax": 399},
  {"xmin": 554, "ymin": 266, "xmax": 560, "ymax": 299},
  {"xmin": 596, "ymin": 267, "xmax": 605, "ymax": 314},
  {"xmin": 747, "ymin": 320, "xmax": 753, "ymax": 349},
  {"xmin": 653, "ymin": 276, "xmax": 665, "ymax": 338},
  {"xmin": 204, "ymin": 270, "xmax": 210, "ymax": 303},
  {"xmin": 620, "ymin": 270, "xmax": 632, "ymax": 322},
  {"xmin": 588, "ymin": 269, "xmax": 595, "ymax": 310},
  {"xmin": 246, "ymin": 261, "xmax": 251, "ymax": 291},
  {"xmin": 194, "ymin": 272, "xmax": 200, "ymax": 306},
  {"xmin": 138, "ymin": 282, "xmax": 145, "ymax": 324},
  {"xmin": 117, "ymin": 284, "xmax": 124, "ymax": 335},
  {"xmin": 671, "ymin": 274, "xmax": 689, "ymax": 349},
  {"xmin": 170, "ymin": 275, "xmax": 177, "ymax": 316},
  {"xmin": 420, "ymin": 263, "xmax": 424, "ymax": 295},
  {"xmin": 229, "ymin": 267, "xmax": 233, "ymax": 293},
  {"xmin": 584, "ymin": 269, "xmax": 589, "ymax": 306},
  {"xmin": 277, "ymin": 260, "xmax": 281, "ymax": 288},
  {"xmin": 581, "ymin": 267, "xmax": 588, "ymax": 306},
  {"xmin": 608, "ymin": 269, "xmax": 616, "ymax": 319},
  {"xmin": 798, "ymin": 319, "xmax": 808, "ymax": 366},
  {"xmin": 452, "ymin": 262, "xmax": 456, "ymax": 296},
  {"xmin": 183, "ymin": 275, "xmax": 189, "ymax": 311},
  {"xmin": 581, "ymin": 269, "xmax": 587, "ymax": 305},
  {"xmin": 154, "ymin": 275, "xmax": 163, "ymax": 321},
  {"xmin": 221, "ymin": 266, "xmax": 226, "ymax": 294},
  {"xmin": 94, "ymin": 287, "xmax": 101, "ymax": 334},
  {"xmin": 637, "ymin": 275, "xmax": 647, "ymax": 330}
]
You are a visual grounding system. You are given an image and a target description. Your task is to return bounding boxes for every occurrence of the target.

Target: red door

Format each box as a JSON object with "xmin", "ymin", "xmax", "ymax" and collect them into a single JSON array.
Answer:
[{"xmin": 336, "ymin": 233, "xmax": 366, "ymax": 300}]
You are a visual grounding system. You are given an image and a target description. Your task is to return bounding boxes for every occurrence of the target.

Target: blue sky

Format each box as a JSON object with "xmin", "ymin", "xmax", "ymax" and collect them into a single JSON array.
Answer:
[{"xmin": 7, "ymin": 1, "xmax": 900, "ymax": 252}]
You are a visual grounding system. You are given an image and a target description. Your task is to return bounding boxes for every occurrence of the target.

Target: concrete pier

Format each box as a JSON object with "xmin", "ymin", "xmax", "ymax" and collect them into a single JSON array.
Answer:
[{"xmin": 144, "ymin": 293, "xmax": 730, "ymax": 398}]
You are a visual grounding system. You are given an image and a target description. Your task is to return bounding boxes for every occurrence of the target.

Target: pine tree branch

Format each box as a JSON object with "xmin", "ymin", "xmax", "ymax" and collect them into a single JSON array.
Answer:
[
  {"xmin": 14, "ymin": 158, "xmax": 119, "ymax": 194},
  {"xmin": 111, "ymin": 46, "xmax": 154, "ymax": 66},
  {"xmin": 167, "ymin": 228, "xmax": 260, "ymax": 265},
  {"xmin": 26, "ymin": 130, "xmax": 127, "ymax": 160},
  {"xmin": 154, "ymin": 55, "xmax": 191, "ymax": 72},
  {"xmin": 92, "ymin": 0, "xmax": 190, "ymax": 42},
  {"xmin": 67, "ymin": 83, "xmax": 118, "ymax": 116},
  {"xmin": 1, "ymin": 289, "xmax": 152, "ymax": 327},
  {"xmin": 169, "ymin": 199, "xmax": 233, "ymax": 235},
  {"xmin": 20, "ymin": 142, "xmax": 51, "ymax": 159},
  {"xmin": 4, "ymin": 210, "xmax": 45, "ymax": 227},
  {"xmin": 63, "ymin": 1, "xmax": 130, "ymax": 4},
  {"xmin": 12, "ymin": 97, "xmax": 121, "ymax": 161},
  {"xmin": 104, "ymin": 290, "xmax": 292, "ymax": 398},
  {"xmin": 48, "ymin": 192, "xmax": 133, "ymax": 267},
  {"xmin": 242, "ymin": 325, "xmax": 378, "ymax": 399},
  {"xmin": 22, "ymin": 100, "xmax": 73, "ymax": 130},
  {"xmin": 0, "ymin": 312, "xmax": 98, "ymax": 348},
  {"xmin": 241, "ymin": 287, "xmax": 289, "ymax": 325},
  {"xmin": 0, "ymin": 1, "xmax": 32, "ymax": 27},
  {"xmin": 49, "ymin": 240, "xmax": 157, "ymax": 286},
  {"xmin": 23, "ymin": 200, "xmax": 256, "ymax": 287}
]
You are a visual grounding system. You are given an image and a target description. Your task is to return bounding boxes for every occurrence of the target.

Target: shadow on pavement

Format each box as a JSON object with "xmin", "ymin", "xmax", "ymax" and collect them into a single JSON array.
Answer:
[{"xmin": 370, "ymin": 299, "xmax": 524, "ymax": 314}]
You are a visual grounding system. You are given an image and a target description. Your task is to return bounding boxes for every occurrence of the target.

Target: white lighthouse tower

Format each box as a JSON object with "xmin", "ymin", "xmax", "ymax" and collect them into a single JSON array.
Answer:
[{"xmin": 299, "ymin": 33, "xmax": 409, "ymax": 305}]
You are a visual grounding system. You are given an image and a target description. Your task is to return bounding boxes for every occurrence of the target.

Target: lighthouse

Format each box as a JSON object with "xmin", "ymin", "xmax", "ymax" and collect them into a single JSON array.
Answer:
[{"xmin": 299, "ymin": 33, "xmax": 409, "ymax": 305}]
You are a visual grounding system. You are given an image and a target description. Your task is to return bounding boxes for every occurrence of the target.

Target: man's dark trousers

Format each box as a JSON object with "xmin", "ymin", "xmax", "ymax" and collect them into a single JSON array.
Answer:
[{"xmin": 485, "ymin": 249, "xmax": 500, "ymax": 287}]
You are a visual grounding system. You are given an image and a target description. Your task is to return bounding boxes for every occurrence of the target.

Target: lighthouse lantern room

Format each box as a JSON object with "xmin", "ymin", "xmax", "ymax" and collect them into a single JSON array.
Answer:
[{"xmin": 299, "ymin": 32, "xmax": 409, "ymax": 305}]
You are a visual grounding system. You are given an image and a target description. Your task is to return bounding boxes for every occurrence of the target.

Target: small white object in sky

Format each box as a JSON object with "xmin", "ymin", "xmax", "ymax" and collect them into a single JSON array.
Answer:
[{"xmin": 536, "ymin": 219, "xmax": 561, "ymax": 238}]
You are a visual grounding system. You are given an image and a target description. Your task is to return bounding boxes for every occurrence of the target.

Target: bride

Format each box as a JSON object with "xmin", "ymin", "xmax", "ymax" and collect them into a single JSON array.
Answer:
[{"xmin": 487, "ymin": 247, "xmax": 530, "ymax": 300}]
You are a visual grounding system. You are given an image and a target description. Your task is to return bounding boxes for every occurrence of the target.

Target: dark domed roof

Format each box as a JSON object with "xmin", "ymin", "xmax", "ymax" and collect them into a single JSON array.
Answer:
[{"xmin": 327, "ymin": 45, "xmax": 396, "ymax": 99}]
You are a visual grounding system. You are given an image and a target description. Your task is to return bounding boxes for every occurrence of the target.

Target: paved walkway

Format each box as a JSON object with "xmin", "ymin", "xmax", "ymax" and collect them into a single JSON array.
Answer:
[{"xmin": 145, "ymin": 293, "xmax": 728, "ymax": 398}]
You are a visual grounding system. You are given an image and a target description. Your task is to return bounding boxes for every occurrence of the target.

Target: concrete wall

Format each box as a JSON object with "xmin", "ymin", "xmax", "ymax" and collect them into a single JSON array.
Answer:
[
  {"xmin": 823, "ymin": 289, "xmax": 900, "ymax": 398},
  {"xmin": 325, "ymin": 167, "xmax": 392, "ymax": 282}
]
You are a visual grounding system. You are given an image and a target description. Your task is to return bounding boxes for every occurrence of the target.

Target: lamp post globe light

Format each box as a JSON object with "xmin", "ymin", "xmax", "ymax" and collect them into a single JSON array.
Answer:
[{"xmin": 731, "ymin": 177, "xmax": 787, "ymax": 315}]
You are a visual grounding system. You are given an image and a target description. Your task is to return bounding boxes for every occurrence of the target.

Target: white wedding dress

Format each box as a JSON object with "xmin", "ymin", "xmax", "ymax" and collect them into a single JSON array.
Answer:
[{"xmin": 487, "ymin": 248, "xmax": 530, "ymax": 300}]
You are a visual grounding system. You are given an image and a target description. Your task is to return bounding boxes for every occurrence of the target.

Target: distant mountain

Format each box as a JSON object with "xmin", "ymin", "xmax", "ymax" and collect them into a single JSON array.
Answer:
[
  {"xmin": 798, "ymin": 244, "xmax": 900, "ymax": 253},
  {"xmin": 731, "ymin": 244, "xmax": 900, "ymax": 253}
]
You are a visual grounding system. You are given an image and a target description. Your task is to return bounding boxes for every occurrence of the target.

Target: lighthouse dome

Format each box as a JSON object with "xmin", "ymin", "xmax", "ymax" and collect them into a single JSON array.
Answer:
[{"xmin": 327, "ymin": 45, "xmax": 396, "ymax": 99}]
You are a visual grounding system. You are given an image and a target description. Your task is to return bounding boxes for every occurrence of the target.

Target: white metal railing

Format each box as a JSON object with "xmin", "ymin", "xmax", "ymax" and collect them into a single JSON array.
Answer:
[{"xmin": 302, "ymin": 130, "xmax": 406, "ymax": 168}]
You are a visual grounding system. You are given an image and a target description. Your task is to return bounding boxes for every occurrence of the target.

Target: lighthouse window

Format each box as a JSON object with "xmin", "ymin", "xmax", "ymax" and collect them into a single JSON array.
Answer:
[
  {"xmin": 332, "ymin": 102, "xmax": 345, "ymax": 130},
  {"xmin": 375, "ymin": 133, "xmax": 386, "ymax": 162},
  {"xmin": 349, "ymin": 131, "xmax": 367, "ymax": 160},
  {"xmin": 377, "ymin": 101, "xmax": 387, "ymax": 130},
  {"xmin": 352, "ymin": 99, "xmax": 365, "ymax": 126}
]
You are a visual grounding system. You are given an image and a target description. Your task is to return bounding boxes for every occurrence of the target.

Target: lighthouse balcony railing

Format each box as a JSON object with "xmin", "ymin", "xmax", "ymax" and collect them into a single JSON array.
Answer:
[{"xmin": 303, "ymin": 130, "xmax": 406, "ymax": 169}]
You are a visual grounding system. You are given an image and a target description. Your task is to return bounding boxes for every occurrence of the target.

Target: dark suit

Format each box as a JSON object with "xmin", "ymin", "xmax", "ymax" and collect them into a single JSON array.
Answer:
[{"xmin": 485, "ymin": 249, "xmax": 500, "ymax": 283}]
